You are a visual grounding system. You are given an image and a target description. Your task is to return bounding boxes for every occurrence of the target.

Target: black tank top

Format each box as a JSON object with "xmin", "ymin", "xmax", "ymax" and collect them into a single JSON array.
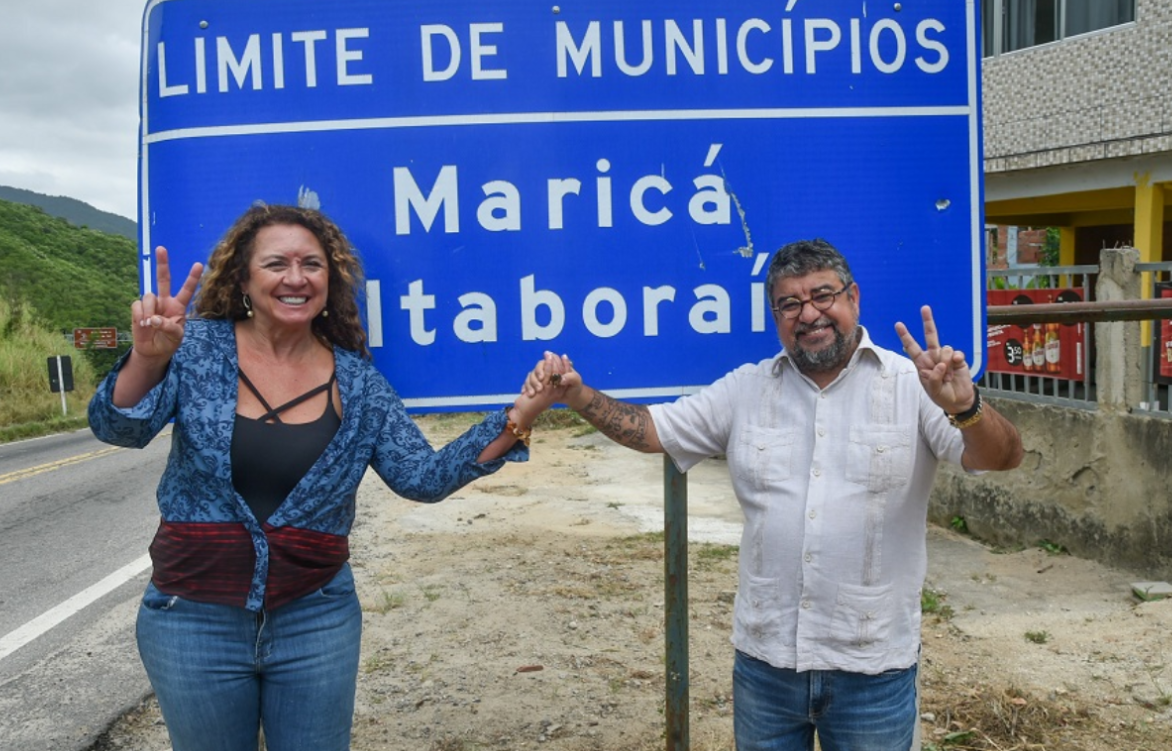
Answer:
[{"xmin": 231, "ymin": 368, "xmax": 341, "ymax": 525}]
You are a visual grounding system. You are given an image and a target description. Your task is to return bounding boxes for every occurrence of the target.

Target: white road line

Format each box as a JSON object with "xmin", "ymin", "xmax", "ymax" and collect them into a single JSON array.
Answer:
[{"xmin": 0, "ymin": 553, "xmax": 152, "ymax": 662}]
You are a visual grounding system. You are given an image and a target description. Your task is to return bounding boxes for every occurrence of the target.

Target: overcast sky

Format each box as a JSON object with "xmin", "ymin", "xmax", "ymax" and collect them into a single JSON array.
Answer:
[{"xmin": 1, "ymin": 0, "xmax": 145, "ymax": 220}]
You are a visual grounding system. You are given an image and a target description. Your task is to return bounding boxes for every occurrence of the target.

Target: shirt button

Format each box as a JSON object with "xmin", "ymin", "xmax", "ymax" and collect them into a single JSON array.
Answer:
[
  {"xmin": 876, "ymin": 445, "xmax": 886, "ymax": 454},
  {"xmin": 812, "ymin": 468, "xmax": 821, "ymax": 477},
  {"xmin": 808, "ymin": 510, "xmax": 817, "ymax": 519},
  {"xmin": 817, "ymin": 427, "xmax": 826, "ymax": 437},
  {"xmin": 801, "ymin": 600, "xmax": 811, "ymax": 609},
  {"xmin": 804, "ymin": 553, "xmax": 812, "ymax": 562}
]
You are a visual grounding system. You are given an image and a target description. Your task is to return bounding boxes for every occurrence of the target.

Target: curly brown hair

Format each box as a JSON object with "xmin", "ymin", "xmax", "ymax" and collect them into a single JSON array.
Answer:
[{"xmin": 192, "ymin": 204, "xmax": 370, "ymax": 356}]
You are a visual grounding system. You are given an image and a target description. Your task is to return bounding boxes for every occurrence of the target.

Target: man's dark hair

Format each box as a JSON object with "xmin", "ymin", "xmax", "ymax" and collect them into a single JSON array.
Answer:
[{"xmin": 765, "ymin": 238, "xmax": 855, "ymax": 301}]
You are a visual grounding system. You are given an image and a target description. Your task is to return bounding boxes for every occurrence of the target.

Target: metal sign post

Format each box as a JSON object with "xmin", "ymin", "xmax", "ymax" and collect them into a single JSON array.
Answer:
[
  {"xmin": 664, "ymin": 456, "xmax": 689, "ymax": 750},
  {"xmin": 56, "ymin": 358, "xmax": 67, "ymax": 416},
  {"xmin": 47, "ymin": 355, "xmax": 73, "ymax": 415}
]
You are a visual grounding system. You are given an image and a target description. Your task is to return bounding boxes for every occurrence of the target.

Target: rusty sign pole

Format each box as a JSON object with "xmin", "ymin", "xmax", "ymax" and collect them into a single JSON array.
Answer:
[{"xmin": 664, "ymin": 456, "xmax": 689, "ymax": 751}]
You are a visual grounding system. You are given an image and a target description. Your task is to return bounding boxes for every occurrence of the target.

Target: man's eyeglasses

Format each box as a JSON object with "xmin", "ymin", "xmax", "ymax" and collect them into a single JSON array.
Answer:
[{"xmin": 771, "ymin": 286, "xmax": 849, "ymax": 320}]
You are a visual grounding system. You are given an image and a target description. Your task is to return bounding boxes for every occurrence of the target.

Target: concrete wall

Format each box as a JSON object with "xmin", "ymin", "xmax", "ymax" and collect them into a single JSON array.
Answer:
[
  {"xmin": 929, "ymin": 247, "xmax": 1172, "ymax": 580},
  {"xmin": 929, "ymin": 399, "xmax": 1172, "ymax": 580}
]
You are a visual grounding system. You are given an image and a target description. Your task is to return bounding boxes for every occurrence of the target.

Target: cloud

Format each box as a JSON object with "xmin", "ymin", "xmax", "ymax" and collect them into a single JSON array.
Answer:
[{"xmin": 0, "ymin": 0, "xmax": 145, "ymax": 220}]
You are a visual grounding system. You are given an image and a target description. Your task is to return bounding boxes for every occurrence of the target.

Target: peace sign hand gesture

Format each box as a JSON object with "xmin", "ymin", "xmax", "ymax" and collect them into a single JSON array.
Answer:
[
  {"xmin": 113, "ymin": 247, "xmax": 203, "ymax": 408},
  {"xmin": 894, "ymin": 305, "xmax": 976, "ymax": 414},
  {"xmin": 131, "ymin": 246, "xmax": 203, "ymax": 365}
]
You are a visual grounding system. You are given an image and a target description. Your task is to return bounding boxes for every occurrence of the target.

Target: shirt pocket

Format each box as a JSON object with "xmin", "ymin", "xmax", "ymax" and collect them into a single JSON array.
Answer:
[
  {"xmin": 828, "ymin": 580, "xmax": 894, "ymax": 654},
  {"xmin": 735, "ymin": 575, "xmax": 798, "ymax": 647},
  {"xmin": 731, "ymin": 426, "xmax": 800, "ymax": 487},
  {"xmin": 845, "ymin": 426, "xmax": 913, "ymax": 493}
]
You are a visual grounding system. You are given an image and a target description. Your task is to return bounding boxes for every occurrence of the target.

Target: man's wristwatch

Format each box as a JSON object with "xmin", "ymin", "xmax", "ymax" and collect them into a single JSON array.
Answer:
[{"xmin": 945, "ymin": 385, "xmax": 984, "ymax": 429}]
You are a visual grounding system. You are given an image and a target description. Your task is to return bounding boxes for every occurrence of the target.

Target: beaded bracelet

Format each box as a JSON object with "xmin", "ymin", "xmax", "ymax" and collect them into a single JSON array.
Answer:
[{"xmin": 504, "ymin": 406, "xmax": 532, "ymax": 446}]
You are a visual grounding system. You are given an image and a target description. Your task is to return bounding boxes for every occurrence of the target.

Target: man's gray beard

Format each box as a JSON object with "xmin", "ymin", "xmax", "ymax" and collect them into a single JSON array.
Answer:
[{"xmin": 789, "ymin": 321, "xmax": 860, "ymax": 375}]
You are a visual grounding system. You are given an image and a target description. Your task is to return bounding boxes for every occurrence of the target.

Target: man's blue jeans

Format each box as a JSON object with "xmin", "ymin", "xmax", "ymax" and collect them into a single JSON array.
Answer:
[
  {"xmin": 733, "ymin": 650, "xmax": 917, "ymax": 751},
  {"xmin": 136, "ymin": 565, "xmax": 362, "ymax": 751}
]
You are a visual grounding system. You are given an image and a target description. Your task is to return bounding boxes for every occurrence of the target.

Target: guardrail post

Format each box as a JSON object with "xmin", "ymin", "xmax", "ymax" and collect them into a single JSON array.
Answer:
[{"xmin": 1095, "ymin": 247, "xmax": 1144, "ymax": 410}]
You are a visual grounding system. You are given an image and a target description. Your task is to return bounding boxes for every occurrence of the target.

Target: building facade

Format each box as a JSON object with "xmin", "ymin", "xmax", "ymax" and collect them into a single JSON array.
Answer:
[{"xmin": 981, "ymin": 0, "xmax": 1170, "ymax": 266}]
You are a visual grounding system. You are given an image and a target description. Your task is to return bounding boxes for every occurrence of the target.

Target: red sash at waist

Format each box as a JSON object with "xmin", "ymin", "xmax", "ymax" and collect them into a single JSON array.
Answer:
[{"xmin": 149, "ymin": 520, "xmax": 349, "ymax": 610}]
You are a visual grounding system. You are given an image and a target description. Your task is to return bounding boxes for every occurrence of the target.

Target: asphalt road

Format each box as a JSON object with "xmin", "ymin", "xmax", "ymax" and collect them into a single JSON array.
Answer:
[{"xmin": 0, "ymin": 427, "xmax": 169, "ymax": 751}]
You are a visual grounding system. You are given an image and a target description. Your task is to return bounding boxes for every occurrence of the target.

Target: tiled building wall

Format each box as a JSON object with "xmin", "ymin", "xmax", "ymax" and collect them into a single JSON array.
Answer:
[{"xmin": 982, "ymin": 0, "xmax": 1172, "ymax": 172}]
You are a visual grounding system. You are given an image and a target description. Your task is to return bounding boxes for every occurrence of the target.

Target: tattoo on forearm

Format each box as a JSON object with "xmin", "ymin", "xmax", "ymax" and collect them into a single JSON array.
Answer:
[{"xmin": 578, "ymin": 391, "xmax": 654, "ymax": 451}]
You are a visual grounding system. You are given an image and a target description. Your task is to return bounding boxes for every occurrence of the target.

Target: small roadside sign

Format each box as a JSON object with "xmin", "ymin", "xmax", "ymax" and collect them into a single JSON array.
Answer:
[
  {"xmin": 73, "ymin": 327, "xmax": 118, "ymax": 350},
  {"xmin": 47, "ymin": 355, "xmax": 74, "ymax": 416}
]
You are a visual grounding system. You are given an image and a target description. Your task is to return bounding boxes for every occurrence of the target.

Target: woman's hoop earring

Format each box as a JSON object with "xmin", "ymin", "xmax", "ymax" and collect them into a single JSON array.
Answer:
[{"xmin": 242, "ymin": 293, "xmax": 254, "ymax": 318}]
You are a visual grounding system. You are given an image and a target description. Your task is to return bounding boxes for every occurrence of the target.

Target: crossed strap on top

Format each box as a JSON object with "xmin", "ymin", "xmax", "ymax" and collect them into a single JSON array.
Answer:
[{"xmin": 238, "ymin": 368, "xmax": 337, "ymax": 424}]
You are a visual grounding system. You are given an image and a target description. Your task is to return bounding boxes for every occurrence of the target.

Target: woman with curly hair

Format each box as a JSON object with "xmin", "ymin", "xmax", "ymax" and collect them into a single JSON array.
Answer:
[{"xmin": 89, "ymin": 204, "xmax": 555, "ymax": 751}]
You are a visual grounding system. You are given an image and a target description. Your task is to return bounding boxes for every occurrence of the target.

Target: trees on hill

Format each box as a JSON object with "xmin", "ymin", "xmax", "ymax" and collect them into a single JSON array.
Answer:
[{"xmin": 0, "ymin": 198, "xmax": 138, "ymax": 378}]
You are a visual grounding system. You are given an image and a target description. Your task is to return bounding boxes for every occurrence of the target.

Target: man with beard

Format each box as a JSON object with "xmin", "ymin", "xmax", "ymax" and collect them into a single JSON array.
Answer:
[{"xmin": 523, "ymin": 238, "xmax": 1022, "ymax": 751}]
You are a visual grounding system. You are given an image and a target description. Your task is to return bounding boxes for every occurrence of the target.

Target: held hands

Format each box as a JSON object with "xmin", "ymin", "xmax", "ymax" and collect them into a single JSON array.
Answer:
[
  {"xmin": 131, "ymin": 246, "xmax": 203, "ymax": 367},
  {"xmin": 508, "ymin": 352, "xmax": 576, "ymax": 428},
  {"xmin": 894, "ymin": 305, "xmax": 976, "ymax": 414},
  {"xmin": 521, "ymin": 351, "xmax": 581, "ymax": 409}
]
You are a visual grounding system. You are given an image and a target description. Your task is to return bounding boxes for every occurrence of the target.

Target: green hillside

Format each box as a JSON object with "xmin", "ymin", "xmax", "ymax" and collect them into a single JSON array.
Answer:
[
  {"xmin": 0, "ymin": 296, "xmax": 95, "ymax": 440},
  {"xmin": 0, "ymin": 198, "xmax": 138, "ymax": 373},
  {"xmin": 0, "ymin": 185, "xmax": 137, "ymax": 240}
]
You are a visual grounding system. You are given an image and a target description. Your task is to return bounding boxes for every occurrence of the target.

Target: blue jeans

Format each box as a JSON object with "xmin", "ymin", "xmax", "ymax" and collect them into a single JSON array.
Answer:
[
  {"xmin": 733, "ymin": 650, "xmax": 917, "ymax": 751},
  {"xmin": 136, "ymin": 565, "xmax": 362, "ymax": 751}
]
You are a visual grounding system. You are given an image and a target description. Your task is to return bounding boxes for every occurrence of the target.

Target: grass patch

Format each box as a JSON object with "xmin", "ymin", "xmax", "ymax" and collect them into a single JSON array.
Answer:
[
  {"xmin": 920, "ymin": 684, "xmax": 1109, "ymax": 751},
  {"xmin": 621, "ymin": 531, "xmax": 666, "ymax": 545},
  {"xmin": 1038, "ymin": 539, "xmax": 1069, "ymax": 555},
  {"xmin": 1024, "ymin": 630, "xmax": 1051, "ymax": 644},
  {"xmin": 365, "ymin": 590, "xmax": 405, "ymax": 614},
  {"xmin": 361, "ymin": 651, "xmax": 395, "ymax": 674},
  {"xmin": 694, "ymin": 543, "xmax": 739, "ymax": 571},
  {"xmin": 410, "ymin": 408, "xmax": 597, "ymax": 443},
  {"xmin": 0, "ymin": 298, "xmax": 100, "ymax": 441},
  {"xmin": 534, "ymin": 409, "xmax": 589, "ymax": 430},
  {"xmin": 922, "ymin": 587, "xmax": 955, "ymax": 621},
  {"xmin": 0, "ymin": 415, "xmax": 91, "ymax": 443}
]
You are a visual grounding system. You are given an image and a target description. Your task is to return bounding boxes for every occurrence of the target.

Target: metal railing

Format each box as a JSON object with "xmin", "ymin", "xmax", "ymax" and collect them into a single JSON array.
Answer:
[
  {"xmin": 980, "ymin": 262, "xmax": 1172, "ymax": 418},
  {"xmin": 980, "ymin": 265, "xmax": 1097, "ymax": 409},
  {"xmin": 1137, "ymin": 262, "xmax": 1172, "ymax": 416}
]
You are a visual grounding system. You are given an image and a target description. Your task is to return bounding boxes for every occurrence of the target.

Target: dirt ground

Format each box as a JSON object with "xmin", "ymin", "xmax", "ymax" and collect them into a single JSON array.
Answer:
[{"xmin": 93, "ymin": 413, "xmax": 1172, "ymax": 751}]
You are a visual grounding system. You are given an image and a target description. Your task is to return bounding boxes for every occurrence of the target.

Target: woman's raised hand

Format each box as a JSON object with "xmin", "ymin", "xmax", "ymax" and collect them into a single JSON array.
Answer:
[{"xmin": 131, "ymin": 246, "xmax": 203, "ymax": 364}]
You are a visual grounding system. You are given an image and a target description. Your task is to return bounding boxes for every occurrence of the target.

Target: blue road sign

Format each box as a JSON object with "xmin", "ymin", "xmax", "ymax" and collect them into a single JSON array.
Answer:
[{"xmin": 139, "ymin": 0, "xmax": 984, "ymax": 410}]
